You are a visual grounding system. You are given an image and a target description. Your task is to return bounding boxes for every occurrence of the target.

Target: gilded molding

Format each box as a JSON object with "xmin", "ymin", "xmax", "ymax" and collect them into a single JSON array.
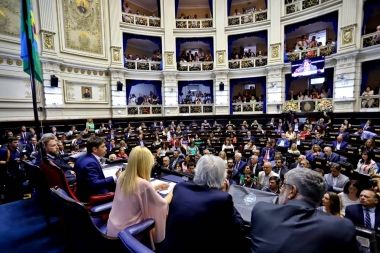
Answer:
[
  {"xmin": 60, "ymin": 66, "xmax": 65, "ymax": 71},
  {"xmin": 74, "ymin": 68, "xmax": 79, "ymax": 73},
  {"xmin": 6, "ymin": 59, "xmax": 13, "ymax": 65},
  {"xmin": 270, "ymin": 44, "xmax": 281, "ymax": 59},
  {"xmin": 216, "ymin": 50, "xmax": 225, "ymax": 64},
  {"xmin": 0, "ymin": 58, "xmax": 3, "ymax": 64},
  {"xmin": 43, "ymin": 33, "xmax": 55, "ymax": 50},
  {"xmin": 16, "ymin": 60, "xmax": 22, "ymax": 66}
]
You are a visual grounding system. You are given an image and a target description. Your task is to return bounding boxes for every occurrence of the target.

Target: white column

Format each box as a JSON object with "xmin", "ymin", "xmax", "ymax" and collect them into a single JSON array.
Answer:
[
  {"xmin": 108, "ymin": 1, "xmax": 123, "ymax": 67},
  {"xmin": 37, "ymin": 0, "xmax": 58, "ymax": 57},
  {"xmin": 266, "ymin": 67, "xmax": 283, "ymax": 114},
  {"xmin": 162, "ymin": 72, "xmax": 179, "ymax": 115},
  {"xmin": 267, "ymin": 0, "xmax": 282, "ymax": 64},
  {"xmin": 214, "ymin": 0, "xmax": 228, "ymax": 70},
  {"xmin": 162, "ymin": 0, "xmax": 176, "ymax": 70}
]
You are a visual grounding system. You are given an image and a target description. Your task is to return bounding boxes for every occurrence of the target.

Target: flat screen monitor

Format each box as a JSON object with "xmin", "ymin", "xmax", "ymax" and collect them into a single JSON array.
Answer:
[{"xmin": 291, "ymin": 56, "xmax": 325, "ymax": 78}]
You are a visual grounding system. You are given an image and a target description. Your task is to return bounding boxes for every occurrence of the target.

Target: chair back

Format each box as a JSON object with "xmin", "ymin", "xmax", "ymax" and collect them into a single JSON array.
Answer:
[
  {"xmin": 118, "ymin": 219, "xmax": 155, "ymax": 253},
  {"xmin": 41, "ymin": 158, "xmax": 78, "ymax": 201},
  {"xmin": 50, "ymin": 187, "xmax": 120, "ymax": 251}
]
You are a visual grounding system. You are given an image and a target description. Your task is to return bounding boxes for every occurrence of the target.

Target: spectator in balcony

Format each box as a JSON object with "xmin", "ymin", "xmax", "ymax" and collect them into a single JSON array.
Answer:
[
  {"xmin": 312, "ymin": 90, "xmax": 320, "ymax": 99},
  {"xmin": 295, "ymin": 37, "xmax": 303, "ymax": 51},
  {"xmin": 320, "ymin": 88, "xmax": 328, "ymax": 98},
  {"xmin": 123, "ymin": 1, "xmax": 130, "ymax": 13},
  {"xmin": 361, "ymin": 86, "xmax": 374, "ymax": 108},
  {"xmin": 309, "ymin": 36, "xmax": 317, "ymax": 48},
  {"xmin": 179, "ymin": 13, "xmax": 185, "ymax": 19},
  {"xmin": 326, "ymin": 38, "xmax": 335, "ymax": 47},
  {"xmin": 373, "ymin": 26, "xmax": 380, "ymax": 43},
  {"xmin": 205, "ymin": 51, "xmax": 212, "ymax": 61},
  {"xmin": 303, "ymin": 90, "xmax": 312, "ymax": 100}
]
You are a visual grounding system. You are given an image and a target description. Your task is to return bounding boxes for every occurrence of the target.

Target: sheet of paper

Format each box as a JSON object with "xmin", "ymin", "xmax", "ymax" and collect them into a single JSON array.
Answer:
[
  {"xmin": 103, "ymin": 166, "xmax": 120, "ymax": 178},
  {"xmin": 150, "ymin": 180, "xmax": 176, "ymax": 194}
]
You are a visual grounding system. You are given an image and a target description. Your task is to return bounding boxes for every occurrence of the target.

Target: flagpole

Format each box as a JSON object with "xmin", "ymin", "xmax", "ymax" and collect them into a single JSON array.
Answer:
[{"xmin": 22, "ymin": 0, "xmax": 41, "ymax": 141}]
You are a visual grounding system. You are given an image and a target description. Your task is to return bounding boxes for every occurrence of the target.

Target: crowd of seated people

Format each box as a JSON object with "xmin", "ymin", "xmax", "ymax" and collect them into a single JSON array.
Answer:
[
  {"xmin": 288, "ymin": 83, "xmax": 330, "ymax": 100},
  {"xmin": 230, "ymin": 7, "xmax": 266, "ymax": 16},
  {"xmin": 128, "ymin": 92, "xmax": 161, "ymax": 105},
  {"xmin": 287, "ymin": 35, "xmax": 336, "ymax": 54},
  {"xmin": 179, "ymin": 91, "xmax": 212, "ymax": 104},
  {"xmin": 124, "ymin": 50, "xmax": 162, "ymax": 63},
  {"xmin": 231, "ymin": 46, "xmax": 267, "ymax": 59},
  {"xmin": 178, "ymin": 13, "xmax": 212, "ymax": 19}
]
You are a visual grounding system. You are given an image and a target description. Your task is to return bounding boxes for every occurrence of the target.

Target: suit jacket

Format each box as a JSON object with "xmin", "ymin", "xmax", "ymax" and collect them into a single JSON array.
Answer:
[
  {"xmin": 106, "ymin": 123, "xmax": 114, "ymax": 130},
  {"xmin": 135, "ymin": 140, "xmax": 146, "ymax": 146},
  {"xmin": 292, "ymin": 139, "xmax": 304, "ymax": 146},
  {"xmin": 332, "ymin": 141, "xmax": 348, "ymax": 151},
  {"xmin": 234, "ymin": 160, "xmax": 247, "ymax": 174},
  {"xmin": 106, "ymin": 134, "xmax": 115, "ymax": 140},
  {"xmin": 260, "ymin": 147, "xmax": 274, "ymax": 161},
  {"xmin": 74, "ymin": 154, "xmax": 115, "ymax": 202},
  {"xmin": 311, "ymin": 138, "xmax": 325, "ymax": 147},
  {"xmin": 162, "ymin": 182, "xmax": 246, "ymax": 253},
  {"xmin": 338, "ymin": 132, "xmax": 350, "ymax": 140},
  {"xmin": 324, "ymin": 173, "xmax": 349, "ymax": 193},
  {"xmin": 276, "ymin": 138, "xmax": 290, "ymax": 148},
  {"xmin": 360, "ymin": 123, "xmax": 375, "ymax": 133},
  {"xmin": 345, "ymin": 204, "xmax": 380, "ymax": 228},
  {"xmin": 248, "ymin": 163, "xmax": 262, "ymax": 177},
  {"xmin": 325, "ymin": 152, "xmax": 340, "ymax": 163},
  {"xmin": 272, "ymin": 166, "xmax": 289, "ymax": 181},
  {"xmin": 243, "ymin": 135, "xmax": 255, "ymax": 141},
  {"xmin": 25, "ymin": 143, "xmax": 37, "ymax": 157},
  {"xmin": 105, "ymin": 142, "xmax": 116, "ymax": 152},
  {"xmin": 289, "ymin": 162, "xmax": 301, "ymax": 170},
  {"xmin": 250, "ymin": 200, "xmax": 360, "ymax": 253},
  {"xmin": 169, "ymin": 157, "xmax": 184, "ymax": 170},
  {"xmin": 18, "ymin": 132, "xmax": 32, "ymax": 144},
  {"xmin": 312, "ymin": 123, "xmax": 327, "ymax": 132}
]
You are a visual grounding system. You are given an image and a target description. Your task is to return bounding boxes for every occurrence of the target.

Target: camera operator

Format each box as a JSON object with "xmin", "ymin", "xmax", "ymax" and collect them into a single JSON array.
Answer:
[{"xmin": 0, "ymin": 137, "xmax": 26, "ymax": 203}]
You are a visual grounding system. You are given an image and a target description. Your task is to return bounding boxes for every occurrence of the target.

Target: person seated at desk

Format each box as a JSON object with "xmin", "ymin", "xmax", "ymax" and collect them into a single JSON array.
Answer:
[
  {"xmin": 71, "ymin": 134, "xmax": 84, "ymax": 147},
  {"xmin": 242, "ymin": 173, "xmax": 259, "ymax": 189},
  {"xmin": 332, "ymin": 136, "xmax": 348, "ymax": 151},
  {"xmin": 323, "ymin": 147, "xmax": 340, "ymax": 163},
  {"xmin": 106, "ymin": 139, "xmax": 117, "ymax": 153},
  {"xmin": 338, "ymin": 127, "xmax": 350, "ymax": 140},
  {"xmin": 288, "ymin": 143, "xmax": 300, "ymax": 155},
  {"xmin": 225, "ymin": 120, "xmax": 236, "ymax": 128},
  {"xmin": 169, "ymin": 150, "xmax": 184, "ymax": 170},
  {"xmin": 292, "ymin": 134, "xmax": 303, "ymax": 146},
  {"xmin": 261, "ymin": 142, "xmax": 274, "ymax": 163},
  {"xmin": 356, "ymin": 151, "xmax": 378, "ymax": 176},
  {"xmin": 306, "ymin": 144, "xmax": 324, "ymax": 161},
  {"xmin": 75, "ymin": 136, "xmax": 121, "ymax": 202},
  {"xmin": 276, "ymin": 133, "xmax": 290, "ymax": 149},
  {"xmin": 243, "ymin": 131, "xmax": 255, "ymax": 141},
  {"xmin": 289, "ymin": 155, "xmax": 306, "ymax": 169},
  {"xmin": 161, "ymin": 155, "xmax": 246, "ymax": 253},
  {"xmin": 354, "ymin": 127, "xmax": 377, "ymax": 140},
  {"xmin": 182, "ymin": 126, "xmax": 192, "ymax": 135},
  {"xmin": 117, "ymin": 147, "xmax": 128, "ymax": 159},
  {"xmin": 222, "ymin": 138, "xmax": 234, "ymax": 151},
  {"xmin": 311, "ymin": 133, "xmax": 325, "ymax": 147},
  {"xmin": 107, "ymin": 147, "xmax": 171, "ymax": 250},
  {"xmin": 299, "ymin": 127, "xmax": 310, "ymax": 140},
  {"xmin": 174, "ymin": 127, "xmax": 182, "ymax": 137},
  {"xmin": 123, "ymin": 128, "xmax": 134, "ymax": 139},
  {"xmin": 189, "ymin": 120, "xmax": 198, "ymax": 128},
  {"xmin": 262, "ymin": 176, "xmax": 280, "ymax": 194},
  {"xmin": 275, "ymin": 125, "xmax": 284, "ymax": 135},
  {"xmin": 359, "ymin": 139, "xmax": 377, "ymax": 154},
  {"xmin": 161, "ymin": 156, "xmax": 170, "ymax": 170},
  {"xmin": 257, "ymin": 162, "xmax": 279, "ymax": 189},
  {"xmin": 106, "ymin": 129, "xmax": 116, "ymax": 141},
  {"xmin": 272, "ymin": 159, "xmax": 289, "ymax": 181},
  {"xmin": 135, "ymin": 134, "xmax": 146, "ymax": 147},
  {"xmin": 106, "ymin": 119, "xmax": 114, "ymax": 130},
  {"xmin": 360, "ymin": 119, "xmax": 375, "ymax": 133},
  {"xmin": 201, "ymin": 120, "xmax": 211, "ymax": 128},
  {"xmin": 244, "ymin": 140, "xmax": 256, "ymax": 151},
  {"xmin": 197, "ymin": 126, "xmax": 208, "ymax": 134},
  {"xmin": 267, "ymin": 118, "xmax": 277, "ymax": 127},
  {"xmin": 25, "ymin": 137, "xmax": 38, "ymax": 159},
  {"xmin": 225, "ymin": 125, "xmax": 236, "ymax": 135},
  {"xmin": 239, "ymin": 125, "xmax": 248, "ymax": 134},
  {"xmin": 324, "ymin": 163, "xmax": 349, "ymax": 193},
  {"xmin": 312, "ymin": 118, "xmax": 327, "ymax": 132},
  {"xmin": 250, "ymin": 168, "xmax": 360, "ymax": 253}
]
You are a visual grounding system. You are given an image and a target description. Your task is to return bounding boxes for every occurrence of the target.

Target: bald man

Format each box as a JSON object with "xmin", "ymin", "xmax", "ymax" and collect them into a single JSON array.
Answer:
[
  {"xmin": 257, "ymin": 162, "xmax": 279, "ymax": 189},
  {"xmin": 332, "ymin": 136, "xmax": 348, "ymax": 151}
]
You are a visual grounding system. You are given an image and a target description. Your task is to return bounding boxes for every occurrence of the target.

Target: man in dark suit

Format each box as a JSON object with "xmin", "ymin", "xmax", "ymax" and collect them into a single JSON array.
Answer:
[
  {"xmin": 312, "ymin": 118, "xmax": 327, "ymax": 132},
  {"xmin": 289, "ymin": 155, "xmax": 306, "ymax": 169},
  {"xmin": 272, "ymin": 159, "xmax": 289, "ymax": 181},
  {"xmin": 261, "ymin": 142, "xmax": 274, "ymax": 162},
  {"xmin": 169, "ymin": 150, "xmax": 183, "ymax": 170},
  {"xmin": 75, "ymin": 136, "xmax": 121, "ymax": 202},
  {"xmin": 276, "ymin": 134, "xmax": 290, "ymax": 153},
  {"xmin": 161, "ymin": 156, "xmax": 170, "ymax": 170},
  {"xmin": 227, "ymin": 158, "xmax": 240, "ymax": 184},
  {"xmin": 243, "ymin": 131, "xmax": 255, "ymax": 141},
  {"xmin": 162, "ymin": 155, "xmax": 246, "ymax": 253},
  {"xmin": 106, "ymin": 120, "xmax": 114, "ymax": 130},
  {"xmin": 332, "ymin": 135, "xmax": 348, "ymax": 151},
  {"xmin": 360, "ymin": 120, "xmax": 375, "ymax": 133},
  {"xmin": 25, "ymin": 137, "xmax": 38, "ymax": 158},
  {"xmin": 338, "ymin": 127, "xmax": 350, "ymax": 140},
  {"xmin": 106, "ymin": 129, "xmax": 116, "ymax": 141},
  {"xmin": 135, "ymin": 134, "xmax": 146, "ymax": 147},
  {"xmin": 18, "ymin": 126, "xmax": 32, "ymax": 145},
  {"xmin": 311, "ymin": 133, "xmax": 325, "ymax": 147},
  {"xmin": 105, "ymin": 139, "xmax": 116, "ymax": 153},
  {"xmin": 250, "ymin": 168, "xmax": 361, "ymax": 253},
  {"xmin": 345, "ymin": 190, "xmax": 380, "ymax": 229},
  {"xmin": 323, "ymin": 146, "xmax": 340, "ymax": 163},
  {"xmin": 234, "ymin": 152, "xmax": 247, "ymax": 174},
  {"xmin": 150, "ymin": 121, "xmax": 158, "ymax": 130},
  {"xmin": 247, "ymin": 155, "xmax": 262, "ymax": 177}
]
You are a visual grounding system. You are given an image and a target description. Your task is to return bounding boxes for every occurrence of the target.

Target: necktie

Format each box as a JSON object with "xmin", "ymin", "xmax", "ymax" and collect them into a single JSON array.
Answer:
[
  {"xmin": 33, "ymin": 144, "xmax": 35, "ymax": 151},
  {"xmin": 365, "ymin": 209, "xmax": 371, "ymax": 228},
  {"xmin": 265, "ymin": 149, "xmax": 269, "ymax": 159},
  {"xmin": 235, "ymin": 161, "xmax": 239, "ymax": 170},
  {"xmin": 23, "ymin": 132, "xmax": 26, "ymax": 142}
]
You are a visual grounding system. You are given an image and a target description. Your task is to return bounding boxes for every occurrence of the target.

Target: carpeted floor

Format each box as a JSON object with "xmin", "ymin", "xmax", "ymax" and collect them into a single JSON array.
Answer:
[{"xmin": 0, "ymin": 197, "xmax": 68, "ymax": 253}]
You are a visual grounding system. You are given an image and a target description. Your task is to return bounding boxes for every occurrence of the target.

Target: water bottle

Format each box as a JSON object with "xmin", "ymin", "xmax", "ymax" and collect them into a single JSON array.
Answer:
[{"xmin": 240, "ymin": 174, "xmax": 245, "ymax": 185}]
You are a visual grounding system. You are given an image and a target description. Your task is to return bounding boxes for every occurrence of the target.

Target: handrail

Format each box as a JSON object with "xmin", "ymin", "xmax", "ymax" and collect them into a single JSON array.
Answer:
[
  {"xmin": 227, "ymin": 10, "xmax": 268, "ymax": 26},
  {"xmin": 362, "ymin": 31, "xmax": 380, "ymax": 48},
  {"xmin": 125, "ymin": 60, "xmax": 161, "ymax": 71},
  {"xmin": 228, "ymin": 57, "xmax": 268, "ymax": 69},
  {"xmin": 122, "ymin": 12, "xmax": 161, "ymax": 27},
  {"xmin": 177, "ymin": 61, "xmax": 214, "ymax": 71},
  {"xmin": 179, "ymin": 104, "xmax": 214, "ymax": 114},
  {"xmin": 286, "ymin": 45, "xmax": 335, "ymax": 62},
  {"xmin": 284, "ymin": 98, "xmax": 333, "ymax": 112},
  {"xmin": 175, "ymin": 18, "xmax": 213, "ymax": 29},
  {"xmin": 231, "ymin": 102, "xmax": 263, "ymax": 114},
  {"xmin": 126, "ymin": 105, "xmax": 163, "ymax": 115},
  {"xmin": 359, "ymin": 95, "xmax": 380, "ymax": 109},
  {"xmin": 284, "ymin": 0, "xmax": 333, "ymax": 16}
]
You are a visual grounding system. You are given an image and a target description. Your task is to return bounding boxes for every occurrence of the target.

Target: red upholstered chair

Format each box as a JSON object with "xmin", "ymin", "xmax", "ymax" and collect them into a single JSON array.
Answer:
[{"xmin": 41, "ymin": 158, "xmax": 114, "ymax": 210}]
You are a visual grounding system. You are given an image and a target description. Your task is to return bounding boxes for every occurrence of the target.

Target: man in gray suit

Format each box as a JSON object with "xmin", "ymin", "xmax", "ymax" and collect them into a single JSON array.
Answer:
[
  {"xmin": 324, "ymin": 163, "xmax": 349, "ymax": 193},
  {"xmin": 250, "ymin": 168, "xmax": 361, "ymax": 253}
]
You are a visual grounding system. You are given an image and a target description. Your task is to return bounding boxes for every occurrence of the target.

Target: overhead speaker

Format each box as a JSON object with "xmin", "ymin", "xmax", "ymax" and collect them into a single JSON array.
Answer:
[
  {"xmin": 117, "ymin": 81, "xmax": 123, "ymax": 91},
  {"xmin": 219, "ymin": 82, "xmax": 224, "ymax": 91},
  {"xmin": 51, "ymin": 75, "xmax": 58, "ymax": 87}
]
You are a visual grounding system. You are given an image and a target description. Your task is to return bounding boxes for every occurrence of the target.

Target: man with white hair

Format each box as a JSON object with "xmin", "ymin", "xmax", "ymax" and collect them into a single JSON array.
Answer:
[
  {"xmin": 162, "ymin": 155, "xmax": 246, "ymax": 253},
  {"xmin": 323, "ymin": 146, "xmax": 340, "ymax": 163},
  {"xmin": 289, "ymin": 155, "xmax": 306, "ymax": 169},
  {"xmin": 234, "ymin": 152, "xmax": 246, "ymax": 174},
  {"xmin": 250, "ymin": 168, "xmax": 361, "ymax": 253},
  {"xmin": 248, "ymin": 155, "xmax": 262, "ymax": 177}
]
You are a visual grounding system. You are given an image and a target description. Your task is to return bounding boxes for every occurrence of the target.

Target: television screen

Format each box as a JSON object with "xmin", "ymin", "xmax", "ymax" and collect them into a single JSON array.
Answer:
[{"xmin": 291, "ymin": 56, "xmax": 325, "ymax": 78}]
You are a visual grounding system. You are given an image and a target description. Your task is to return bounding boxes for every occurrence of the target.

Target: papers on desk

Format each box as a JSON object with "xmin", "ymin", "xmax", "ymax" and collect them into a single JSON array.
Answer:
[
  {"xmin": 151, "ymin": 179, "xmax": 176, "ymax": 195},
  {"xmin": 103, "ymin": 166, "xmax": 120, "ymax": 178}
]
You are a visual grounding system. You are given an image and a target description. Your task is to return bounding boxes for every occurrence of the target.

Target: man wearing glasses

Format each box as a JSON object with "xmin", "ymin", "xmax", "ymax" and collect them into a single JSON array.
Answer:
[
  {"xmin": 257, "ymin": 162, "xmax": 279, "ymax": 189},
  {"xmin": 250, "ymin": 168, "xmax": 361, "ymax": 253}
]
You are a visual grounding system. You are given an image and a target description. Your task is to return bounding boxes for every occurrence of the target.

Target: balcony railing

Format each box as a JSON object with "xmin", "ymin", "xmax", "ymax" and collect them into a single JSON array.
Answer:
[
  {"xmin": 122, "ymin": 13, "xmax": 161, "ymax": 27},
  {"xmin": 284, "ymin": 98, "xmax": 333, "ymax": 112},
  {"xmin": 175, "ymin": 18, "xmax": 213, "ymax": 29},
  {"xmin": 362, "ymin": 32, "xmax": 380, "ymax": 48},
  {"xmin": 177, "ymin": 61, "xmax": 214, "ymax": 71},
  {"xmin": 125, "ymin": 60, "xmax": 161, "ymax": 71},
  {"xmin": 228, "ymin": 57, "xmax": 268, "ymax": 69},
  {"xmin": 360, "ymin": 95, "xmax": 380, "ymax": 110},
  {"xmin": 286, "ymin": 45, "xmax": 335, "ymax": 62},
  {"xmin": 127, "ymin": 105, "xmax": 163, "ymax": 115},
  {"xmin": 228, "ymin": 10, "xmax": 268, "ymax": 26},
  {"xmin": 179, "ymin": 104, "xmax": 214, "ymax": 114},
  {"xmin": 285, "ymin": 0, "xmax": 333, "ymax": 15},
  {"xmin": 232, "ymin": 102, "xmax": 263, "ymax": 114}
]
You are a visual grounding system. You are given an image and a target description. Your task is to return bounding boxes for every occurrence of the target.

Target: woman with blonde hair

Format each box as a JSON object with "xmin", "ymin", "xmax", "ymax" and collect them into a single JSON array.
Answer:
[
  {"xmin": 288, "ymin": 143, "xmax": 300, "ymax": 155},
  {"xmin": 86, "ymin": 118, "xmax": 95, "ymax": 131},
  {"xmin": 218, "ymin": 151, "xmax": 227, "ymax": 165},
  {"xmin": 107, "ymin": 146, "xmax": 172, "ymax": 249}
]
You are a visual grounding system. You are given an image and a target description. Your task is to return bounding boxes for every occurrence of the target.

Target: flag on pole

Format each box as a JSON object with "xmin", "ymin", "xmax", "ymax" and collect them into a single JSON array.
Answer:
[{"xmin": 20, "ymin": 0, "xmax": 43, "ymax": 83}]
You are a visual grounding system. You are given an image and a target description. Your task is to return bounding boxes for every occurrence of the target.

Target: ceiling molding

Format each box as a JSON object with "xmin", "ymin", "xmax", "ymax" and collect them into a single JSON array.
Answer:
[{"xmin": 128, "ymin": 0, "xmax": 158, "ymax": 13}]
